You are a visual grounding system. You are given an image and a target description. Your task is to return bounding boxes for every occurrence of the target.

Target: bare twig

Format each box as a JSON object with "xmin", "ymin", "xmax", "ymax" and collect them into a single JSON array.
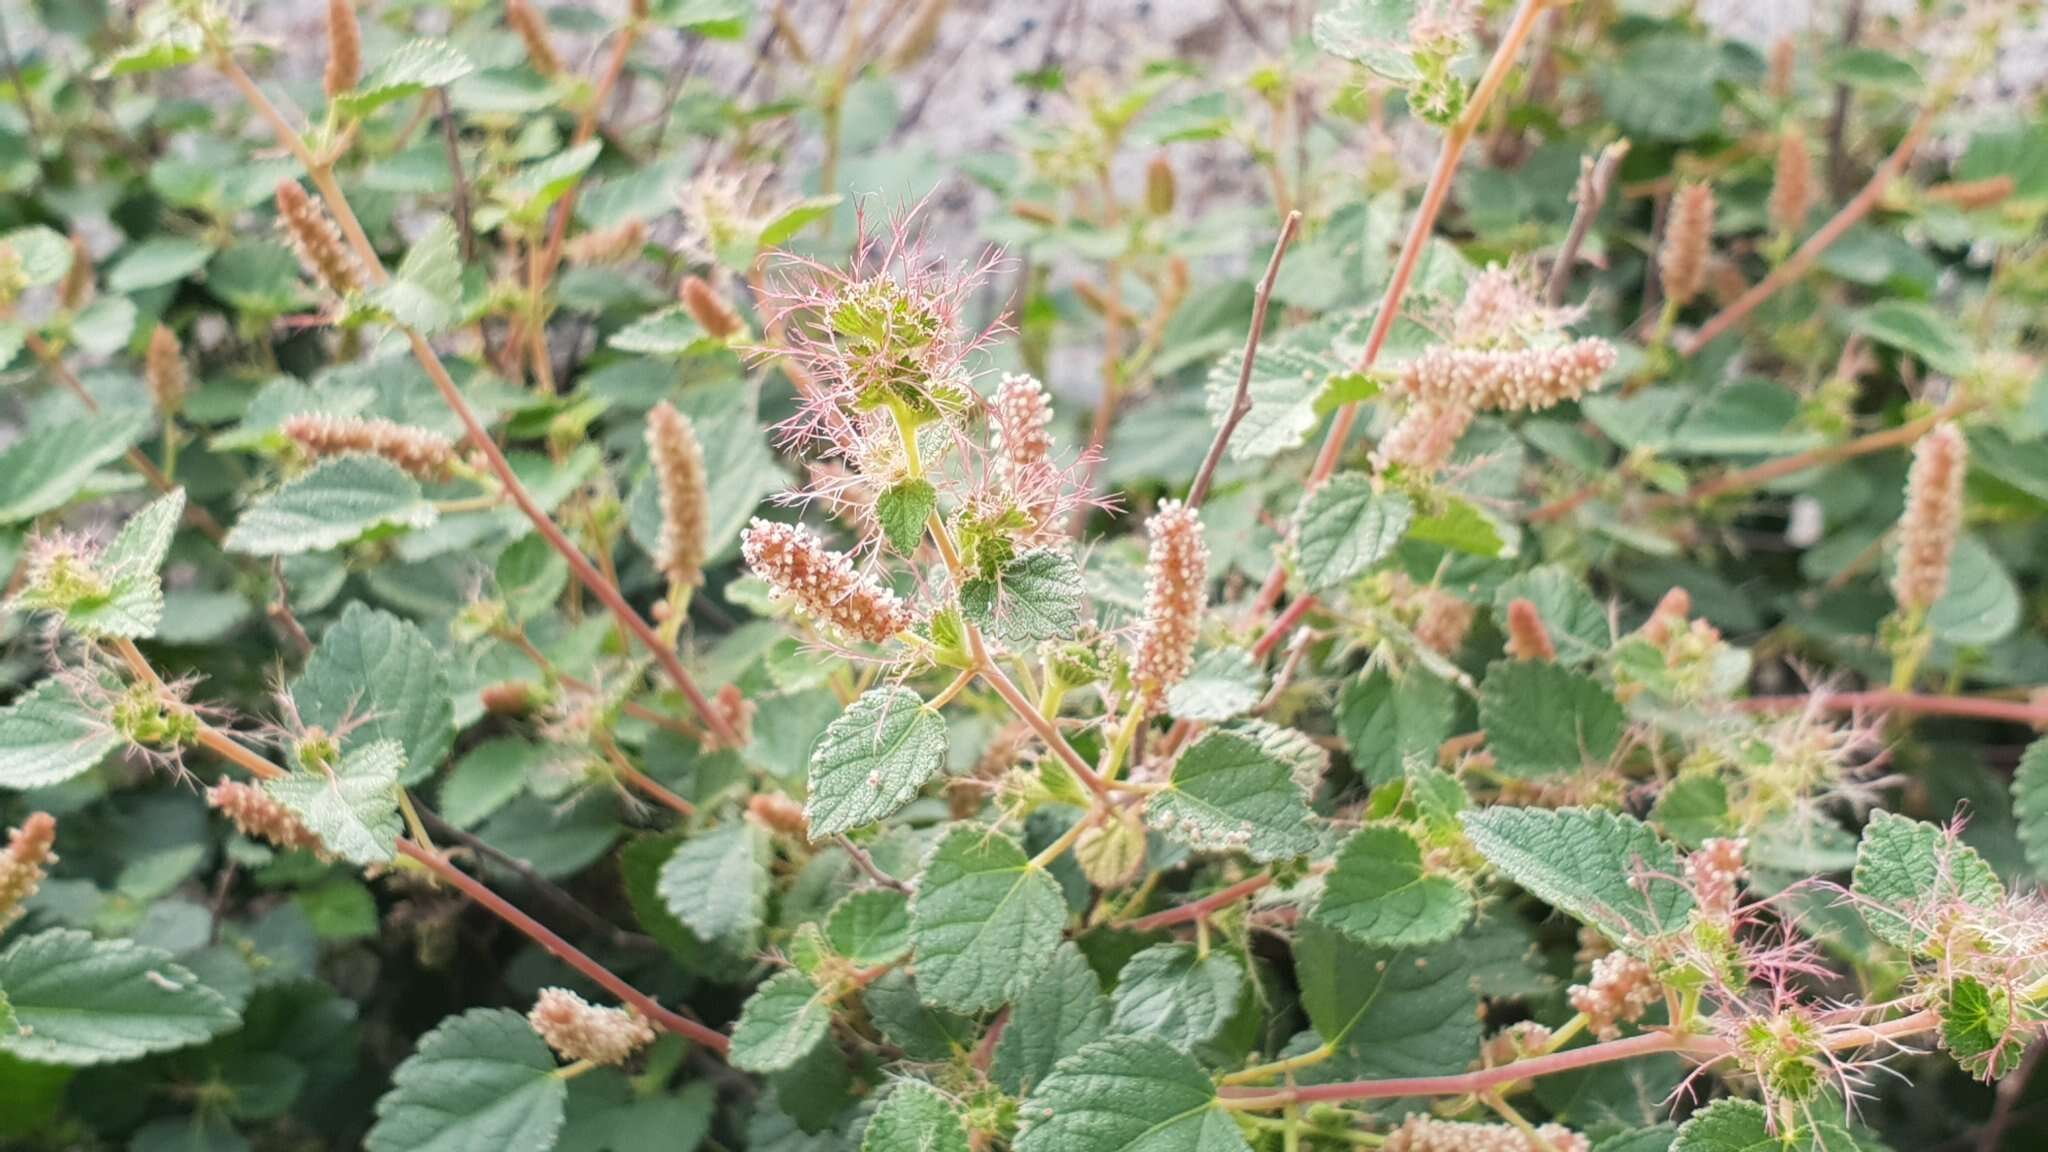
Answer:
[
  {"xmin": 434, "ymin": 89, "xmax": 474, "ymax": 263},
  {"xmin": 411, "ymin": 802, "xmax": 661, "ymax": 954},
  {"xmin": 1738, "ymin": 690, "xmax": 2048, "ymax": 729},
  {"xmin": 1826, "ymin": 0, "xmax": 1867, "ymax": 201},
  {"xmin": 1188, "ymin": 211, "xmax": 1301, "ymax": 510},
  {"xmin": 1545, "ymin": 140, "xmax": 1629, "ymax": 306}
]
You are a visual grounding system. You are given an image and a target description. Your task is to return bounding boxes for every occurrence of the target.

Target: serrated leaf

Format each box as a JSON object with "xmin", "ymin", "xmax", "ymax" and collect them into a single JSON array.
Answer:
[
  {"xmin": 1147, "ymin": 728, "xmax": 1318, "ymax": 862},
  {"xmin": 909, "ymin": 824, "xmax": 1066, "ymax": 1014},
  {"xmin": 98, "ymin": 16, "xmax": 205, "ymax": 77},
  {"xmin": 876, "ymin": 478, "xmax": 937, "ymax": 554},
  {"xmin": 1852, "ymin": 301, "xmax": 1971, "ymax": 376},
  {"xmin": 2, "ymin": 227, "xmax": 73, "ymax": 285},
  {"xmin": 1166, "ymin": 648, "xmax": 1266, "ymax": 723},
  {"xmin": 337, "ymin": 39, "xmax": 477, "ymax": 118},
  {"xmin": 292, "ymin": 602, "xmax": 455, "ymax": 787},
  {"xmin": 608, "ymin": 307, "xmax": 720, "ymax": 356},
  {"xmin": 1294, "ymin": 475, "xmax": 1411, "ymax": 591},
  {"xmin": 60, "ymin": 489, "xmax": 185, "ymax": 638},
  {"xmin": 657, "ymin": 821, "xmax": 771, "ymax": 950},
  {"xmin": 105, "ymin": 236, "xmax": 215, "ymax": 292},
  {"xmin": 759, "ymin": 196, "xmax": 844, "ymax": 247},
  {"xmin": 1107, "ymin": 943, "xmax": 1243, "ymax": 1050},
  {"xmin": 729, "ymin": 970, "xmax": 833, "ymax": 1073},
  {"xmin": 1407, "ymin": 494, "xmax": 1509, "ymax": 557},
  {"xmin": 264, "ymin": 740, "xmax": 405, "ymax": 866},
  {"xmin": 992, "ymin": 942, "xmax": 1112, "ymax": 1097},
  {"xmin": 805, "ymin": 687, "xmax": 946, "ymax": 840},
  {"xmin": 0, "ymin": 678, "xmax": 121, "ymax": 790},
  {"xmin": 1492, "ymin": 566, "xmax": 1608, "ymax": 663},
  {"xmin": 862, "ymin": 1081, "xmax": 968, "ymax": 1152},
  {"xmin": 863, "ymin": 970, "xmax": 975, "ymax": 1061},
  {"xmin": 1850, "ymin": 810, "xmax": 2003, "ymax": 952},
  {"xmin": 225, "ymin": 456, "xmax": 435, "ymax": 556},
  {"xmin": 1671, "ymin": 1098, "xmax": 1857, "ymax": 1152},
  {"xmin": 1232, "ymin": 719, "xmax": 1330, "ymax": 796},
  {"xmin": 1460, "ymin": 807, "xmax": 1695, "ymax": 944},
  {"xmin": 960, "ymin": 548, "xmax": 1084, "ymax": 650},
  {"xmin": 1312, "ymin": 0, "xmax": 1426, "ymax": 80},
  {"xmin": 825, "ymin": 889, "xmax": 911, "ymax": 965},
  {"xmin": 1337, "ymin": 664, "xmax": 1456, "ymax": 788},
  {"xmin": 2013, "ymin": 739, "xmax": 2048, "ymax": 884},
  {"xmin": 504, "ymin": 141, "xmax": 604, "ymax": 216},
  {"xmin": 1925, "ymin": 534, "xmax": 2020, "ymax": 648},
  {"xmin": 1293, "ymin": 922, "xmax": 1480, "ymax": 1079},
  {"xmin": 1205, "ymin": 326, "xmax": 1348, "ymax": 461},
  {"xmin": 1015, "ymin": 1034, "xmax": 1250, "ymax": 1152},
  {"xmin": 0, "ymin": 929, "xmax": 239, "ymax": 1066},
  {"xmin": 371, "ymin": 217, "xmax": 462, "ymax": 334},
  {"xmin": 1313, "ymin": 825, "xmax": 1474, "ymax": 948},
  {"xmin": 365, "ymin": 1008, "xmax": 566, "ymax": 1152},
  {"xmin": 1478, "ymin": 661, "xmax": 1624, "ymax": 778},
  {"xmin": 0, "ymin": 410, "xmax": 150, "ymax": 524}
]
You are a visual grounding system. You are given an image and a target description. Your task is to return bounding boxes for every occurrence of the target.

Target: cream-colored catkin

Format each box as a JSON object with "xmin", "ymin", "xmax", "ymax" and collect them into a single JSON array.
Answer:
[
  {"xmin": 1132, "ymin": 500, "xmax": 1208, "ymax": 710},
  {"xmin": 57, "ymin": 232, "xmax": 94, "ymax": 312},
  {"xmin": 145, "ymin": 324, "xmax": 188, "ymax": 417},
  {"xmin": 646, "ymin": 402, "xmax": 708, "ymax": 589},
  {"xmin": 1768, "ymin": 37, "xmax": 1795, "ymax": 101},
  {"xmin": 527, "ymin": 988, "xmax": 657, "ymax": 1066},
  {"xmin": 747, "ymin": 791, "xmax": 809, "ymax": 839},
  {"xmin": 1374, "ymin": 398, "xmax": 1474, "ymax": 476},
  {"xmin": 740, "ymin": 518, "xmax": 917, "ymax": 644},
  {"xmin": 325, "ymin": 0, "xmax": 361, "ymax": 100},
  {"xmin": 678, "ymin": 275, "xmax": 743, "ymax": 340},
  {"xmin": 506, "ymin": 0, "xmax": 563, "ymax": 77},
  {"xmin": 206, "ymin": 780, "xmax": 326, "ymax": 857},
  {"xmin": 275, "ymin": 179, "xmax": 361, "ymax": 295},
  {"xmin": 1503, "ymin": 598, "xmax": 1557, "ymax": 662},
  {"xmin": 1769, "ymin": 126, "xmax": 1813, "ymax": 239},
  {"xmin": 0, "ymin": 812, "xmax": 56, "ymax": 931},
  {"xmin": 1660, "ymin": 182, "xmax": 1715, "ymax": 307},
  {"xmin": 1385, "ymin": 1114, "xmax": 1589, "ymax": 1152},
  {"xmin": 281, "ymin": 413, "xmax": 458, "ymax": 481},
  {"xmin": 564, "ymin": 218, "xmax": 646, "ymax": 267},
  {"xmin": 1891, "ymin": 421, "xmax": 1966, "ymax": 615}
]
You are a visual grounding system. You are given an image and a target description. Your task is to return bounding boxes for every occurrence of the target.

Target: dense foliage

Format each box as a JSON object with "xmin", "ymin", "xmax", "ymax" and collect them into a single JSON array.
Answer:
[{"xmin": 0, "ymin": 1, "xmax": 2046, "ymax": 1151}]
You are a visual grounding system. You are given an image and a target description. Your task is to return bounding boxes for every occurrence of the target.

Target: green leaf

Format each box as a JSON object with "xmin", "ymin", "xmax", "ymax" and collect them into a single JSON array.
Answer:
[
  {"xmin": 97, "ymin": 13, "xmax": 205, "ymax": 77},
  {"xmin": 863, "ymin": 1081, "xmax": 969, "ymax": 1152},
  {"xmin": 292, "ymin": 602, "xmax": 455, "ymax": 788},
  {"xmin": 1312, "ymin": 825, "xmax": 1474, "ymax": 948},
  {"xmin": 371, "ymin": 217, "xmax": 462, "ymax": 334},
  {"xmin": 909, "ymin": 824, "xmax": 1067, "ymax": 1014},
  {"xmin": 1148, "ymin": 728, "xmax": 1318, "ymax": 862},
  {"xmin": 992, "ymin": 942, "xmax": 1112, "ymax": 1097},
  {"xmin": 504, "ymin": 142, "xmax": 604, "ymax": 217},
  {"xmin": 1311, "ymin": 0, "xmax": 1425, "ymax": 81},
  {"xmin": 825, "ymin": 890, "xmax": 911, "ymax": 965},
  {"xmin": 759, "ymin": 196, "xmax": 844, "ymax": 247},
  {"xmin": 2013, "ymin": 739, "xmax": 2048, "ymax": 885},
  {"xmin": 876, "ymin": 478, "xmax": 937, "ymax": 554},
  {"xmin": 1293, "ymin": 922, "xmax": 1480, "ymax": 1078},
  {"xmin": 0, "ymin": 678, "xmax": 122, "ymax": 790},
  {"xmin": 1337, "ymin": 664, "xmax": 1456, "ymax": 787},
  {"xmin": 105, "ymin": 236, "xmax": 215, "ymax": 293},
  {"xmin": 1850, "ymin": 810, "xmax": 2003, "ymax": 951},
  {"xmin": 1015, "ymin": 1034, "xmax": 1250, "ymax": 1152},
  {"xmin": 336, "ymin": 40, "xmax": 477, "ymax": 118},
  {"xmin": 1822, "ymin": 48, "xmax": 1923, "ymax": 94},
  {"xmin": 1166, "ymin": 648, "xmax": 1266, "ymax": 723},
  {"xmin": 264, "ymin": 740, "xmax": 405, "ymax": 866},
  {"xmin": 1477, "ymin": 661, "xmax": 1624, "ymax": 778},
  {"xmin": 1107, "ymin": 943, "xmax": 1243, "ymax": 1050},
  {"xmin": 1492, "ymin": 566, "xmax": 1608, "ymax": 663},
  {"xmin": 1596, "ymin": 34, "xmax": 1722, "ymax": 142},
  {"xmin": 863, "ymin": 970, "xmax": 976, "ymax": 1060},
  {"xmin": 805, "ymin": 687, "xmax": 946, "ymax": 840},
  {"xmin": 0, "ymin": 929, "xmax": 239, "ymax": 1066},
  {"xmin": 1852, "ymin": 301, "xmax": 1972, "ymax": 376},
  {"xmin": 1294, "ymin": 475, "xmax": 1411, "ymax": 591},
  {"xmin": 657, "ymin": 821, "xmax": 772, "ymax": 951},
  {"xmin": 1591, "ymin": 1127, "xmax": 1678, "ymax": 1152},
  {"xmin": 1941, "ymin": 975, "xmax": 2033, "ymax": 1079},
  {"xmin": 365, "ymin": 1008, "xmax": 566, "ymax": 1152},
  {"xmin": 729, "ymin": 970, "xmax": 833, "ymax": 1074},
  {"xmin": 608, "ymin": 308, "xmax": 720, "ymax": 356},
  {"xmin": 225, "ymin": 456, "xmax": 435, "ymax": 556},
  {"xmin": 1925, "ymin": 534, "xmax": 2020, "ymax": 647},
  {"xmin": 61, "ymin": 489, "xmax": 184, "ymax": 638},
  {"xmin": 1671, "ymin": 1098, "xmax": 1857, "ymax": 1152},
  {"xmin": 0, "ymin": 410, "xmax": 149, "ymax": 524},
  {"xmin": 1459, "ymin": 807, "xmax": 1695, "ymax": 944},
  {"xmin": 1406, "ymin": 494, "xmax": 1509, "ymax": 557},
  {"xmin": 2, "ymin": 227, "xmax": 73, "ymax": 285},
  {"xmin": 960, "ymin": 549, "xmax": 1085, "ymax": 650},
  {"xmin": 1204, "ymin": 322, "xmax": 1348, "ymax": 461}
]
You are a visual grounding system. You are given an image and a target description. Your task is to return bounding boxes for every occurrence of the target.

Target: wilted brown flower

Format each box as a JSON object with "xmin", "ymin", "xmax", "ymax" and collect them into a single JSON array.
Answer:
[
  {"xmin": 1660, "ymin": 182, "xmax": 1715, "ymax": 306},
  {"xmin": 281, "ymin": 414, "xmax": 458, "ymax": 481},
  {"xmin": 276, "ymin": 179, "xmax": 361, "ymax": 295},
  {"xmin": 527, "ymin": 988, "xmax": 656, "ymax": 1066},
  {"xmin": 1132, "ymin": 500, "xmax": 1207, "ymax": 710},
  {"xmin": 646, "ymin": 402, "xmax": 708, "ymax": 590},
  {"xmin": 1891, "ymin": 421, "xmax": 1966, "ymax": 614},
  {"xmin": 740, "ymin": 518, "xmax": 916, "ymax": 644}
]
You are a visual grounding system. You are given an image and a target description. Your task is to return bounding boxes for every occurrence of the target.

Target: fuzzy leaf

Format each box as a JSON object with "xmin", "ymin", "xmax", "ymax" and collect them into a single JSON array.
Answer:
[
  {"xmin": 1107, "ymin": 943, "xmax": 1244, "ymax": 1050},
  {"xmin": 729, "ymin": 970, "xmax": 832, "ymax": 1073},
  {"xmin": 805, "ymin": 687, "xmax": 947, "ymax": 840},
  {"xmin": 0, "ymin": 678, "xmax": 122, "ymax": 790},
  {"xmin": 264, "ymin": 740, "xmax": 405, "ymax": 866},
  {"xmin": 863, "ymin": 1081, "xmax": 970, "ymax": 1152},
  {"xmin": 1460, "ymin": 807, "xmax": 1695, "ymax": 944},
  {"xmin": 657, "ymin": 821, "xmax": 772, "ymax": 951},
  {"xmin": 1166, "ymin": 648, "xmax": 1266, "ymax": 723},
  {"xmin": 1147, "ymin": 728, "xmax": 1318, "ymax": 862},
  {"xmin": 825, "ymin": 890, "xmax": 912, "ymax": 965},
  {"xmin": 0, "ymin": 929, "xmax": 239, "ymax": 1066},
  {"xmin": 960, "ymin": 548, "xmax": 1085, "ymax": 650},
  {"xmin": 909, "ymin": 824, "xmax": 1066, "ymax": 1014},
  {"xmin": 337, "ymin": 40, "xmax": 477, "ymax": 118},
  {"xmin": 1294, "ymin": 474, "xmax": 1412, "ymax": 591},
  {"xmin": 225, "ymin": 456, "xmax": 435, "ymax": 556},
  {"xmin": 1337, "ymin": 664, "xmax": 1456, "ymax": 787},
  {"xmin": 1851, "ymin": 810, "xmax": 2004, "ymax": 952},
  {"xmin": 1941, "ymin": 975, "xmax": 2032, "ymax": 1080},
  {"xmin": 1015, "ymin": 1034, "xmax": 1250, "ymax": 1152},
  {"xmin": 1478, "ymin": 661, "xmax": 1625, "ymax": 778},
  {"xmin": 876, "ymin": 478, "xmax": 937, "ymax": 554},
  {"xmin": 1671, "ymin": 1098, "xmax": 1857, "ymax": 1152},
  {"xmin": 1293, "ymin": 922, "xmax": 1480, "ymax": 1078},
  {"xmin": 364, "ymin": 1008, "xmax": 566, "ymax": 1152},
  {"xmin": 292, "ymin": 602, "xmax": 455, "ymax": 787},
  {"xmin": 1312, "ymin": 825, "xmax": 1474, "ymax": 948},
  {"xmin": 992, "ymin": 942, "xmax": 1112, "ymax": 1097},
  {"xmin": 371, "ymin": 216, "xmax": 462, "ymax": 334},
  {"xmin": 2014, "ymin": 738, "xmax": 2048, "ymax": 885},
  {"xmin": 1492, "ymin": 566, "xmax": 1609, "ymax": 664},
  {"xmin": 1312, "ymin": 0, "xmax": 1427, "ymax": 80},
  {"xmin": 61, "ymin": 489, "xmax": 185, "ymax": 638},
  {"xmin": 0, "ymin": 410, "xmax": 150, "ymax": 524},
  {"xmin": 1204, "ymin": 324, "xmax": 1348, "ymax": 461}
]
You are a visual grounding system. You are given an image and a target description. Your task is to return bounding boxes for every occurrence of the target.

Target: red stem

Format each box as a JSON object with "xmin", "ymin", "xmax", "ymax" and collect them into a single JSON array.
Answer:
[
  {"xmin": 1740, "ymin": 691, "xmax": 2047, "ymax": 728},
  {"xmin": 1123, "ymin": 873, "xmax": 1274, "ymax": 933}
]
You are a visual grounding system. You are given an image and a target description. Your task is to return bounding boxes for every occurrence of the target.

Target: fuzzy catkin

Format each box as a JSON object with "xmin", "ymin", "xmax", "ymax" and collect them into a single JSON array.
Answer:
[
  {"xmin": 505, "ymin": 0, "xmax": 563, "ymax": 77},
  {"xmin": 1660, "ymin": 183, "xmax": 1715, "ymax": 307},
  {"xmin": 1385, "ymin": 1115, "xmax": 1589, "ymax": 1152},
  {"xmin": 1569, "ymin": 951, "xmax": 1658, "ymax": 1040},
  {"xmin": 275, "ymin": 179, "xmax": 361, "ymax": 295},
  {"xmin": 1504, "ymin": 598, "xmax": 1556, "ymax": 662},
  {"xmin": 1769, "ymin": 126, "xmax": 1813, "ymax": 239},
  {"xmin": 206, "ymin": 780, "xmax": 326, "ymax": 857},
  {"xmin": 281, "ymin": 414, "xmax": 457, "ymax": 481},
  {"xmin": 57, "ymin": 232, "xmax": 94, "ymax": 312},
  {"xmin": 324, "ymin": 0, "xmax": 361, "ymax": 100},
  {"xmin": 990, "ymin": 372, "xmax": 1055, "ymax": 505},
  {"xmin": 564, "ymin": 218, "xmax": 646, "ymax": 267},
  {"xmin": 1891, "ymin": 421, "xmax": 1966, "ymax": 614},
  {"xmin": 646, "ymin": 402, "xmax": 708, "ymax": 589},
  {"xmin": 1399, "ymin": 339, "xmax": 1615, "ymax": 414},
  {"xmin": 1132, "ymin": 500, "xmax": 1208, "ymax": 710},
  {"xmin": 740, "ymin": 518, "xmax": 916, "ymax": 644},
  {"xmin": 678, "ymin": 275, "xmax": 743, "ymax": 340},
  {"xmin": 527, "ymin": 988, "xmax": 656, "ymax": 1066},
  {"xmin": 145, "ymin": 325, "xmax": 188, "ymax": 417},
  {"xmin": 0, "ymin": 812, "xmax": 56, "ymax": 931},
  {"xmin": 1374, "ymin": 398, "xmax": 1474, "ymax": 476}
]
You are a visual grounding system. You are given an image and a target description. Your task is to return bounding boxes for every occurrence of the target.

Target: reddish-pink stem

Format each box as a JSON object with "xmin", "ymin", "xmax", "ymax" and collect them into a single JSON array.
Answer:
[
  {"xmin": 1123, "ymin": 873, "xmax": 1274, "ymax": 933},
  {"xmin": 1740, "ymin": 691, "xmax": 2048, "ymax": 728}
]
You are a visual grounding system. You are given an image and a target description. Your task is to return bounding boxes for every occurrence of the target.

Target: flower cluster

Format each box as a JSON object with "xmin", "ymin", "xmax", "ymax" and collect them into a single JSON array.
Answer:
[
  {"xmin": 1661, "ymin": 183, "xmax": 1715, "ymax": 307},
  {"xmin": 206, "ymin": 779, "xmax": 326, "ymax": 857},
  {"xmin": 1131, "ymin": 500, "xmax": 1208, "ymax": 710},
  {"xmin": 1892, "ymin": 421, "xmax": 1966, "ymax": 615},
  {"xmin": 0, "ymin": 812, "xmax": 56, "ymax": 931},
  {"xmin": 646, "ymin": 402, "xmax": 709, "ymax": 590},
  {"xmin": 740, "ymin": 518, "xmax": 917, "ymax": 644},
  {"xmin": 275, "ymin": 180, "xmax": 361, "ymax": 296},
  {"xmin": 282, "ymin": 414, "xmax": 458, "ymax": 481},
  {"xmin": 527, "ymin": 988, "xmax": 657, "ymax": 1066},
  {"xmin": 1384, "ymin": 1114, "xmax": 1588, "ymax": 1152},
  {"xmin": 1568, "ymin": 951, "xmax": 1659, "ymax": 1039}
]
